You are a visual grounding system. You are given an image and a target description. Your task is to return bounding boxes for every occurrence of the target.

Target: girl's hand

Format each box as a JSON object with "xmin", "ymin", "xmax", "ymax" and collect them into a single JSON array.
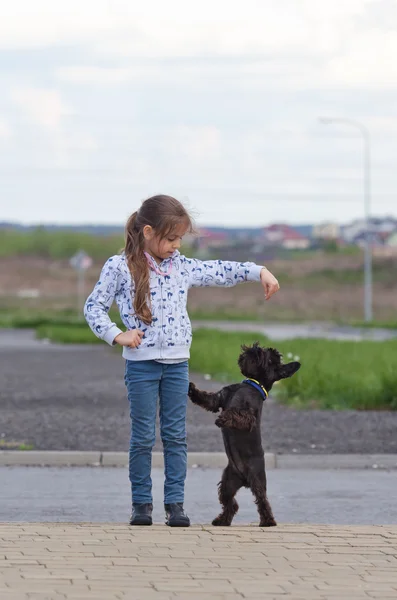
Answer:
[
  {"xmin": 114, "ymin": 330, "xmax": 144, "ymax": 348},
  {"xmin": 260, "ymin": 268, "xmax": 280, "ymax": 300}
]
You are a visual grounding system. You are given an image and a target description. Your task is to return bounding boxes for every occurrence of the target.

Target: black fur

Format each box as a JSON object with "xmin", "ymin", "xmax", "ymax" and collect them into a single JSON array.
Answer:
[{"xmin": 188, "ymin": 343, "xmax": 301, "ymax": 527}]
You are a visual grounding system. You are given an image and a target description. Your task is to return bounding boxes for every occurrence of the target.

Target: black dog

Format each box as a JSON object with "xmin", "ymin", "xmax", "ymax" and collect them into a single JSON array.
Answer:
[{"xmin": 188, "ymin": 343, "xmax": 301, "ymax": 527}]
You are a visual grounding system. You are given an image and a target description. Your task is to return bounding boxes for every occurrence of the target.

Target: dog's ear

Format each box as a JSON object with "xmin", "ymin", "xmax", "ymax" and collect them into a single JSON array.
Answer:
[{"xmin": 278, "ymin": 361, "xmax": 301, "ymax": 380}]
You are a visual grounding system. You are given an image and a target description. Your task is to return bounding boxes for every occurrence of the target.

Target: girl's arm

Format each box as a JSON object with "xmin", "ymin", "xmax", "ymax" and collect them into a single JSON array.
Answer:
[
  {"xmin": 181, "ymin": 256, "xmax": 279, "ymax": 298},
  {"xmin": 83, "ymin": 255, "xmax": 124, "ymax": 346}
]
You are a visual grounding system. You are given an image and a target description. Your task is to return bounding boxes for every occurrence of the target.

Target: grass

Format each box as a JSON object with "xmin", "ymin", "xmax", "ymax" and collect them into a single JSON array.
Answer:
[
  {"xmin": 0, "ymin": 307, "xmax": 123, "ymax": 330},
  {"xmin": 36, "ymin": 324, "xmax": 103, "ymax": 344},
  {"xmin": 0, "ymin": 307, "xmax": 288, "ymax": 328},
  {"xmin": 305, "ymin": 265, "xmax": 396, "ymax": 286},
  {"xmin": 189, "ymin": 310, "xmax": 266, "ymax": 322},
  {"xmin": 189, "ymin": 330, "xmax": 397, "ymax": 410},
  {"xmin": 0, "ymin": 228, "xmax": 125, "ymax": 260},
  {"xmin": 351, "ymin": 320, "xmax": 397, "ymax": 330},
  {"xmin": 30, "ymin": 324, "xmax": 397, "ymax": 410},
  {"xmin": 0, "ymin": 440, "xmax": 34, "ymax": 451},
  {"xmin": 3, "ymin": 306, "xmax": 397, "ymax": 331}
]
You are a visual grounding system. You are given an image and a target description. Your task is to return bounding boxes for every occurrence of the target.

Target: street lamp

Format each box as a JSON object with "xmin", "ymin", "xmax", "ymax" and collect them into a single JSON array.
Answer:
[{"xmin": 319, "ymin": 117, "xmax": 373, "ymax": 323}]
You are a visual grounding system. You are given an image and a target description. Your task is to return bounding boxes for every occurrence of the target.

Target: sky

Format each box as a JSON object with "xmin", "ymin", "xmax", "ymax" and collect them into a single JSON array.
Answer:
[{"xmin": 1, "ymin": 0, "xmax": 397, "ymax": 227}]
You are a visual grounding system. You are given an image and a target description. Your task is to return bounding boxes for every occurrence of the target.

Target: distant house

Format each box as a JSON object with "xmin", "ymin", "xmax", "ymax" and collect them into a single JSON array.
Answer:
[
  {"xmin": 263, "ymin": 224, "xmax": 310, "ymax": 250},
  {"xmin": 353, "ymin": 231, "xmax": 385, "ymax": 247},
  {"xmin": 352, "ymin": 228, "xmax": 397, "ymax": 256},
  {"xmin": 386, "ymin": 231, "xmax": 397, "ymax": 247},
  {"xmin": 380, "ymin": 231, "xmax": 397, "ymax": 256},
  {"xmin": 196, "ymin": 228, "xmax": 230, "ymax": 251},
  {"xmin": 342, "ymin": 217, "xmax": 397, "ymax": 244},
  {"xmin": 312, "ymin": 222, "xmax": 340, "ymax": 240}
]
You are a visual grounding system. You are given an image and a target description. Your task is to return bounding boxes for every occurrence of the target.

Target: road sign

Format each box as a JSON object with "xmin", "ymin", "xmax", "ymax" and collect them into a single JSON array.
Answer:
[
  {"xmin": 70, "ymin": 251, "xmax": 93, "ymax": 312},
  {"xmin": 70, "ymin": 250, "xmax": 93, "ymax": 271}
]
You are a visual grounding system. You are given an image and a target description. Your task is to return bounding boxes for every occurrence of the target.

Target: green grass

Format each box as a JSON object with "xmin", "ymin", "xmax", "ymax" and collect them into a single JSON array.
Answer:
[
  {"xmin": 36, "ymin": 324, "xmax": 103, "ymax": 344},
  {"xmin": 0, "ymin": 229, "xmax": 125, "ymax": 260},
  {"xmin": 189, "ymin": 310, "xmax": 265, "ymax": 322},
  {"xmin": 305, "ymin": 265, "xmax": 396, "ymax": 286},
  {"xmin": 0, "ymin": 306, "xmax": 301, "ymax": 327},
  {"xmin": 0, "ymin": 230, "xmax": 195, "ymax": 260},
  {"xmin": 0, "ymin": 440, "xmax": 34, "ymax": 451},
  {"xmin": 3, "ymin": 306, "xmax": 397, "ymax": 330},
  {"xmin": 0, "ymin": 313, "xmax": 86, "ymax": 329},
  {"xmin": 189, "ymin": 329, "xmax": 397, "ymax": 410},
  {"xmin": 351, "ymin": 320, "xmax": 397, "ymax": 330},
  {"xmin": 0, "ymin": 307, "xmax": 123, "ymax": 330}
]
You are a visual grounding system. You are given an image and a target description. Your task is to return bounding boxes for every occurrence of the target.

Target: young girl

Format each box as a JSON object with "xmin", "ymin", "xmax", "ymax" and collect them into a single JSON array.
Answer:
[{"xmin": 84, "ymin": 195, "xmax": 280, "ymax": 527}]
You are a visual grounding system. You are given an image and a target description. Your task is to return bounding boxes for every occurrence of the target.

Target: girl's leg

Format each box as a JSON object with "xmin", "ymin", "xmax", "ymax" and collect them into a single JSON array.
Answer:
[
  {"xmin": 159, "ymin": 361, "xmax": 189, "ymax": 504},
  {"xmin": 124, "ymin": 360, "xmax": 161, "ymax": 504}
]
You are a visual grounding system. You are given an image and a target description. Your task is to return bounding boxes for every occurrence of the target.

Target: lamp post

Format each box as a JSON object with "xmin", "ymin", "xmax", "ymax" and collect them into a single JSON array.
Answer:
[{"xmin": 319, "ymin": 117, "xmax": 373, "ymax": 323}]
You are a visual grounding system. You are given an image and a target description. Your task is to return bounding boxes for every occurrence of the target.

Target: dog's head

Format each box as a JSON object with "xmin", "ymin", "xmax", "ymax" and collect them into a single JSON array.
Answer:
[{"xmin": 238, "ymin": 343, "xmax": 301, "ymax": 392}]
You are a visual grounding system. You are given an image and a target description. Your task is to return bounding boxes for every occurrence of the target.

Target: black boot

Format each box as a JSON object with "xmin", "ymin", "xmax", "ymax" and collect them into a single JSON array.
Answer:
[
  {"xmin": 165, "ymin": 503, "xmax": 190, "ymax": 527},
  {"xmin": 129, "ymin": 503, "xmax": 153, "ymax": 526}
]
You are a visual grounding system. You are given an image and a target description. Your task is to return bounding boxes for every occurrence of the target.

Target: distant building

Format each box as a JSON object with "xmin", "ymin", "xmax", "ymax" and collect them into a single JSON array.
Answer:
[
  {"xmin": 342, "ymin": 217, "xmax": 397, "ymax": 244},
  {"xmin": 312, "ymin": 222, "xmax": 340, "ymax": 240},
  {"xmin": 379, "ymin": 231, "xmax": 397, "ymax": 256},
  {"xmin": 386, "ymin": 231, "xmax": 397, "ymax": 247},
  {"xmin": 196, "ymin": 228, "xmax": 230, "ymax": 251},
  {"xmin": 262, "ymin": 224, "xmax": 310, "ymax": 250}
]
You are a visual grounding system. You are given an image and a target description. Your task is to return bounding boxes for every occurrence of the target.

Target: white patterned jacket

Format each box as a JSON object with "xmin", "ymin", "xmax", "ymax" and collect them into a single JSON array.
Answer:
[{"xmin": 84, "ymin": 252, "xmax": 263, "ymax": 361}]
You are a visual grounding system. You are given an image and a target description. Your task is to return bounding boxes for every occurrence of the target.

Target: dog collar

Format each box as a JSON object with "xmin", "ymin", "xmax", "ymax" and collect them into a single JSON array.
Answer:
[{"xmin": 242, "ymin": 378, "xmax": 268, "ymax": 401}]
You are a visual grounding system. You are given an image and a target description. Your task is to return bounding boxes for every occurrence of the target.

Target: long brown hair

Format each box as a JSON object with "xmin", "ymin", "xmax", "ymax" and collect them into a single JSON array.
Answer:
[{"xmin": 124, "ymin": 195, "xmax": 194, "ymax": 325}]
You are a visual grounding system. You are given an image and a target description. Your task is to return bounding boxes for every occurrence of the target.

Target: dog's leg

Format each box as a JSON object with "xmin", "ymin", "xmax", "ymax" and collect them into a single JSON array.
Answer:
[
  {"xmin": 249, "ymin": 471, "xmax": 277, "ymax": 527},
  {"xmin": 188, "ymin": 382, "xmax": 223, "ymax": 413},
  {"xmin": 212, "ymin": 465, "xmax": 243, "ymax": 526}
]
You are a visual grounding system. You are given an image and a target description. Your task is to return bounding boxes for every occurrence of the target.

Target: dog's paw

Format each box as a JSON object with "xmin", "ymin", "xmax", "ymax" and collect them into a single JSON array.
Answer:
[
  {"xmin": 188, "ymin": 382, "xmax": 197, "ymax": 398},
  {"xmin": 259, "ymin": 519, "xmax": 277, "ymax": 528},
  {"xmin": 214, "ymin": 416, "xmax": 224, "ymax": 428},
  {"xmin": 212, "ymin": 515, "xmax": 231, "ymax": 527}
]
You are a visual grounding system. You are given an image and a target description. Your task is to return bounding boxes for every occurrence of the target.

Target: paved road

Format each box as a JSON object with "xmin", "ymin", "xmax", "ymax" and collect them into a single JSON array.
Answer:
[{"xmin": 1, "ymin": 467, "xmax": 397, "ymax": 525}]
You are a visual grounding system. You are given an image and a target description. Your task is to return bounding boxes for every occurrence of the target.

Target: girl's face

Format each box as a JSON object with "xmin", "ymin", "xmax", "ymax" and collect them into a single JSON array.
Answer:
[{"xmin": 143, "ymin": 222, "xmax": 188, "ymax": 262}]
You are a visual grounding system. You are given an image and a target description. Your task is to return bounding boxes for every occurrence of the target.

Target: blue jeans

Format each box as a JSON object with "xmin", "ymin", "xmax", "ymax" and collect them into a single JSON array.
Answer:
[{"xmin": 124, "ymin": 360, "xmax": 189, "ymax": 505}]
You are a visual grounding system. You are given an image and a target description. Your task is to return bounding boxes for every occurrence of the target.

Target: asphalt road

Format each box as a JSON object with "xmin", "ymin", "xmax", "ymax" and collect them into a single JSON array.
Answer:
[{"xmin": 1, "ymin": 467, "xmax": 396, "ymax": 526}]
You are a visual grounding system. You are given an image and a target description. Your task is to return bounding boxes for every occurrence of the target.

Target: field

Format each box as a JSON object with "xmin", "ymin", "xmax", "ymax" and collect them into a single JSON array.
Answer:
[{"xmin": 1, "ymin": 250, "xmax": 397, "ymax": 324}]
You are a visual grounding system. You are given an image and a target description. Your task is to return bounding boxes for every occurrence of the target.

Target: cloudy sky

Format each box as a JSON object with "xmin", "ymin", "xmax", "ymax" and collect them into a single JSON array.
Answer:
[{"xmin": 1, "ymin": 0, "xmax": 397, "ymax": 226}]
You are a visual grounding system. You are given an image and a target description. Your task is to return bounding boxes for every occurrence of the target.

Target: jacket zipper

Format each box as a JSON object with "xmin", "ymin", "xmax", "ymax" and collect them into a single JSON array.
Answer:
[{"xmin": 159, "ymin": 277, "xmax": 164, "ymax": 359}]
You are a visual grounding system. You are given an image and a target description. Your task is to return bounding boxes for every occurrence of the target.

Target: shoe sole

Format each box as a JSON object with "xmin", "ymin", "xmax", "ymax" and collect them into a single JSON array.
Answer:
[
  {"xmin": 129, "ymin": 518, "xmax": 153, "ymax": 526},
  {"xmin": 165, "ymin": 520, "xmax": 191, "ymax": 527}
]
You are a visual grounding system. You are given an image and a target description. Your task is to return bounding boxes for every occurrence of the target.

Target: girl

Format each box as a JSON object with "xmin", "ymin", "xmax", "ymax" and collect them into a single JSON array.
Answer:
[{"xmin": 84, "ymin": 195, "xmax": 280, "ymax": 527}]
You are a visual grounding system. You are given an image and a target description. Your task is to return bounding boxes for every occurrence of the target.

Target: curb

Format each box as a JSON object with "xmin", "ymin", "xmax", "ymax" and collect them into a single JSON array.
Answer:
[{"xmin": 0, "ymin": 451, "xmax": 396, "ymax": 469}]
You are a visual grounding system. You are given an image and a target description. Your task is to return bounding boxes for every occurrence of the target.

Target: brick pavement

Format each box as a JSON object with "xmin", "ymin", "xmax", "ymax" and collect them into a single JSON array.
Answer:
[{"xmin": 1, "ymin": 523, "xmax": 397, "ymax": 599}]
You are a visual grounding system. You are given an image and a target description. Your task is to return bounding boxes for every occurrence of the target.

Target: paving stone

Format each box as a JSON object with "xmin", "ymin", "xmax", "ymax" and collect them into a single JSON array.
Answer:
[{"xmin": 1, "ymin": 524, "xmax": 397, "ymax": 599}]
